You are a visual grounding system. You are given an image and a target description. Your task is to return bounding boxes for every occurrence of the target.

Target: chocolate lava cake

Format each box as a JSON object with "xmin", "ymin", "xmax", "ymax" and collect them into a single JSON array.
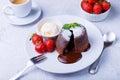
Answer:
[{"xmin": 56, "ymin": 23, "xmax": 90, "ymax": 64}]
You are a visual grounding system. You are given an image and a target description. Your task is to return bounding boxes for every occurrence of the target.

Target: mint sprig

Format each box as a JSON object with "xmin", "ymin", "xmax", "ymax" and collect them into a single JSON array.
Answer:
[{"xmin": 63, "ymin": 23, "xmax": 80, "ymax": 30}]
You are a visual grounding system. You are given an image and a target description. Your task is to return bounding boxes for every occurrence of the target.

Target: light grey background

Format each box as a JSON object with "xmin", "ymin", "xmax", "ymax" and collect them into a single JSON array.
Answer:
[{"xmin": 0, "ymin": 0, "xmax": 120, "ymax": 80}]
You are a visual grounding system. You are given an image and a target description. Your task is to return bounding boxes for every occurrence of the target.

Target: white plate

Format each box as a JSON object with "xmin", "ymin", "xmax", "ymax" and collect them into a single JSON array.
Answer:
[
  {"xmin": 3, "ymin": 1, "xmax": 41, "ymax": 25},
  {"xmin": 26, "ymin": 15, "xmax": 104, "ymax": 74}
]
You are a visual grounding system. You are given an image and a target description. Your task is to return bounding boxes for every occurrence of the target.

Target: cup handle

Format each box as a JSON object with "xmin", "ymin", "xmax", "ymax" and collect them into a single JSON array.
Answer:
[{"xmin": 3, "ymin": 6, "xmax": 14, "ymax": 16}]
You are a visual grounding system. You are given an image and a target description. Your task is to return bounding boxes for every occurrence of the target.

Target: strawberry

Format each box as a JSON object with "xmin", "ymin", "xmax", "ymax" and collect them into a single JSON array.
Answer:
[
  {"xmin": 88, "ymin": 0, "xmax": 98, "ymax": 4},
  {"xmin": 102, "ymin": 1, "xmax": 110, "ymax": 11},
  {"xmin": 30, "ymin": 33, "xmax": 43, "ymax": 45},
  {"xmin": 45, "ymin": 39, "xmax": 55, "ymax": 52},
  {"xmin": 81, "ymin": 1, "xmax": 93, "ymax": 13},
  {"xmin": 35, "ymin": 43, "xmax": 46, "ymax": 54},
  {"xmin": 93, "ymin": 3, "xmax": 102, "ymax": 14}
]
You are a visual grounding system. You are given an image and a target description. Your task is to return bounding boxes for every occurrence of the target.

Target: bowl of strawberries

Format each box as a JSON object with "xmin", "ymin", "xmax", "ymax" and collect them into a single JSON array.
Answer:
[{"xmin": 80, "ymin": 0, "xmax": 111, "ymax": 21}]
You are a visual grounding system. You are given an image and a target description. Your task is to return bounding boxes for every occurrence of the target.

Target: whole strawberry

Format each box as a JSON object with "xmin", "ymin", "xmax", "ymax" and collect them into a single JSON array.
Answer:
[
  {"xmin": 88, "ymin": 0, "xmax": 98, "ymax": 4},
  {"xmin": 45, "ymin": 39, "xmax": 55, "ymax": 52},
  {"xmin": 35, "ymin": 43, "xmax": 46, "ymax": 54},
  {"xmin": 102, "ymin": 1, "xmax": 110, "ymax": 11},
  {"xmin": 93, "ymin": 3, "xmax": 102, "ymax": 14},
  {"xmin": 81, "ymin": 1, "xmax": 93, "ymax": 13},
  {"xmin": 30, "ymin": 33, "xmax": 43, "ymax": 45}
]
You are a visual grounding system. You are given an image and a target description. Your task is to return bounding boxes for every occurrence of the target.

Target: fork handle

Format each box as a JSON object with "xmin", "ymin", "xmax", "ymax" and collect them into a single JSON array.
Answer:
[{"xmin": 9, "ymin": 64, "xmax": 32, "ymax": 80}]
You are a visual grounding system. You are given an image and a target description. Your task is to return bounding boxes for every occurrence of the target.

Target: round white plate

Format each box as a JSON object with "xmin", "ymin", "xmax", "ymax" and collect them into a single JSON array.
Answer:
[
  {"xmin": 26, "ymin": 15, "xmax": 104, "ymax": 74},
  {"xmin": 3, "ymin": 1, "xmax": 41, "ymax": 25}
]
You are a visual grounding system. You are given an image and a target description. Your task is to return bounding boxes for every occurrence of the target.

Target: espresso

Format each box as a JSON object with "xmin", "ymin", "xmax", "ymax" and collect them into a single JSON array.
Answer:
[{"xmin": 11, "ymin": 0, "xmax": 27, "ymax": 4}]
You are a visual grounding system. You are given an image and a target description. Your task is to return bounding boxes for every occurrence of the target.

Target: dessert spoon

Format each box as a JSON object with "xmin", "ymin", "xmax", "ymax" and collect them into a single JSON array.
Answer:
[{"xmin": 88, "ymin": 32, "xmax": 116, "ymax": 74}]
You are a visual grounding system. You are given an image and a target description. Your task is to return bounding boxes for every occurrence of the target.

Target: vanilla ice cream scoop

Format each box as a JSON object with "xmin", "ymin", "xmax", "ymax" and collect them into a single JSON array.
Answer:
[{"xmin": 40, "ymin": 22, "xmax": 59, "ymax": 36}]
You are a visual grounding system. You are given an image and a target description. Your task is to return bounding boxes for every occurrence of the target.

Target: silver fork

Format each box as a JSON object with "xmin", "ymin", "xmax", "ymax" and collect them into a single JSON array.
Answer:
[{"xmin": 10, "ymin": 55, "xmax": 46, "ymax": 80}]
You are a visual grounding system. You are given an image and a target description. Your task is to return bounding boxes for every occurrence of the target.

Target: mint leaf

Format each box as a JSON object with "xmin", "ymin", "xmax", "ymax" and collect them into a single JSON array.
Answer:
[
  {"xmin": 63, "ymin": 24, "xmax": 71, "ymax": 29},
  {"xmin": 63, "ymin": 23, "xmax": 80, "ymax": 30}
]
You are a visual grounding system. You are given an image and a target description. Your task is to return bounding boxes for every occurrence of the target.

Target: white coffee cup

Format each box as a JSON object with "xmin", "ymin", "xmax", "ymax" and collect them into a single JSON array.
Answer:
[{"xmin": 4, "ymin": 0, "xmax": 32, "ymax": 18}]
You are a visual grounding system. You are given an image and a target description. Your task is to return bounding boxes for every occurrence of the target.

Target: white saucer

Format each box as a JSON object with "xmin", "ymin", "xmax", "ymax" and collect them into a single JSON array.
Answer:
[{"xmin": 3, "ymin": 2, "xmax": 41, "ymax": 25}]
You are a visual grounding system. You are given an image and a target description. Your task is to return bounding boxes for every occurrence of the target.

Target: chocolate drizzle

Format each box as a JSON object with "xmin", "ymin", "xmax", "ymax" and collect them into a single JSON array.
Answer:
[{"xmin": 58, "ymin": 50, "xmax": 82, "ymax": 64}]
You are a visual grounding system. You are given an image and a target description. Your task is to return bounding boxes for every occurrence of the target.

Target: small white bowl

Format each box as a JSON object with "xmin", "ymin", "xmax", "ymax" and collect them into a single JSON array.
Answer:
[
  {"xmin": 80, "ymin": 0, "xmax": 111, "ymax": 21},
  {"xmin": 37, "ymin": 17, "xmax": 62, "ymax": 39}
]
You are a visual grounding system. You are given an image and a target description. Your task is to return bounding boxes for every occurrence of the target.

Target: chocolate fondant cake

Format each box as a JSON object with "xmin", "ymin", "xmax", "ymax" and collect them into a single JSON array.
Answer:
[{"xmin": 56, "ymin": 23, "xmax": 90, "ymax": 64}]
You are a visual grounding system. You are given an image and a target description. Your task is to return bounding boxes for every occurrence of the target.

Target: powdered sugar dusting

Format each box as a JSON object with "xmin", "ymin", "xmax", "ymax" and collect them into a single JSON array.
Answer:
[
  {"xmin": 61, "ymin": 30, "xmax": 71, "ymax": 41},
  {"xmin": 70, "ymin": 26, "xmax": 84, "ymax": 38}
]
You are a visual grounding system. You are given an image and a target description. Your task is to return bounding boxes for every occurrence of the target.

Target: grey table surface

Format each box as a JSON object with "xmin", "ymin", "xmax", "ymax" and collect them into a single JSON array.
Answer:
[{"xmin": 0, "ymin": 0, "xmax": 120, "ymax": 80}]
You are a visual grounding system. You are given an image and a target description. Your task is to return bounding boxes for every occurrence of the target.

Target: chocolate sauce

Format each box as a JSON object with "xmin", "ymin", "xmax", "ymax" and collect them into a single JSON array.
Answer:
[
  {"xmin": 58, "ymin": 50, "xmax": 82, "ymax": 64},
  {"xmin": 83, "ymin": 43, "xmax": 91, "ymax": 52}
]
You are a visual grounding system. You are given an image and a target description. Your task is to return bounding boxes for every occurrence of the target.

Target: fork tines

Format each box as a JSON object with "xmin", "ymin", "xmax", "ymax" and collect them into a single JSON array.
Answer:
[{"xmin": 30, "ymin": 55, "xmax": 46, "ymax": 64}]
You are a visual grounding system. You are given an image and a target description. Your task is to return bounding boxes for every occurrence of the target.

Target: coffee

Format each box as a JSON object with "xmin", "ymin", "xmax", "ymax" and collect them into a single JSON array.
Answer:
[
  {"xmin": 4, "ymin": 0, "xmax": 31, "ymax": 17},
  {"xmin": 11, "ymin": 0, "xmax": 27, "ymax": 4}
]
